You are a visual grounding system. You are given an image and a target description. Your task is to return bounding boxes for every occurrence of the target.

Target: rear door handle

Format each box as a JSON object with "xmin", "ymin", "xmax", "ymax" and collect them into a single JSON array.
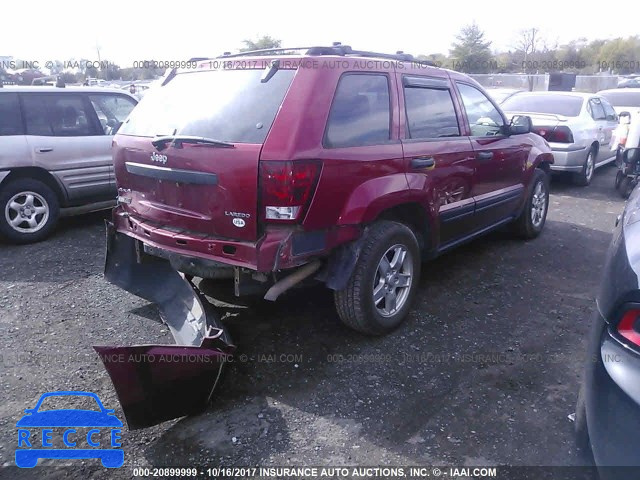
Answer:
[
  {"xmin": 411, "ymin": 156, "xmax": 435, "ymax": 169},
  {"xmin": 476, "ymin": 151, "xmax": 493, "ymax": 161},
  {"xmin": 36, "ymin": 147, "xmax": 54, "ymax": 153}
]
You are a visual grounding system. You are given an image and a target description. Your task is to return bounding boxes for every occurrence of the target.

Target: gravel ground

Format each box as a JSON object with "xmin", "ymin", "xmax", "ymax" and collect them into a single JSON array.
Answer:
[{"xmin": 0, "ymin": 166, "xmax": 627, "ymax": 479}]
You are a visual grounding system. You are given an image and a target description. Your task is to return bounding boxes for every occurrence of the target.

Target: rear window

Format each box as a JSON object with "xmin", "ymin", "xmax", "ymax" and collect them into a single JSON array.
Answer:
[
  {"xmin": 324, "ymin": 74, "xmax": 391, "ymax": 148},
  {"xmin": 598, "ymin": 91, "xmax": 640, "ymax": 108},
  {"xmin": 119, "ymin": 69, "xmax": 296, "ymax": 143},
  {"xmin": 501, "ymin": 94, "xmax": 583, "ymax": 117}
]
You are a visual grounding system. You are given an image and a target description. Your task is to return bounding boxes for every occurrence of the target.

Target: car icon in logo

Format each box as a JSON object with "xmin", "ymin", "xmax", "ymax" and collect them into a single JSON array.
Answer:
[{"xmin": 16, "ymin": 391, "xmax": 124, "ymax": 468}]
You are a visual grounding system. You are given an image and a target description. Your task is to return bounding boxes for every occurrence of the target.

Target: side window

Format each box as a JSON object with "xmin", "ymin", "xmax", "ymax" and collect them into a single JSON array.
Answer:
[
  {"xmin": 456, "ymin": 83, "xmax": 505, "ymax": 137},
  {"xmin": 325, "ymin": 74, "xmax": 390, "ymax": 148},
  {"xmin": 89, "ymin": 94, "xmax": 137, "ymax": 135},
  {"xmin": 0, "ymin": 93, "xmax": 24, "ymax": 136},
  {"xmin": 404, "ymin": 86, "xmax": 460, "ymax": 139},
  {"xmin": 23, "ymin": 94, "xmax": 94, "ymax": 137},
  {"xmin": 22, "ymin": 96, "xmax": 53, "ymax": 136},
  {"xmin": 600, "ymin": 98, "xmax": 618, "ymax": 121},
  {"xmin": 589, "ymin": 99, "xmax": 606, "ymax": 121}
]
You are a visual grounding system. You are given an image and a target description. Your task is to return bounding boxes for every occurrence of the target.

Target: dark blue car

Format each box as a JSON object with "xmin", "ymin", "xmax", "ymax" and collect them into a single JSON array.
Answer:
[
  {"xmin": 575, "ymin": 163, "xmax": 640, "ymax": 480},
  {"xmin": 16, "ymin": 391, "xmax": 123, "ymax": 468}
]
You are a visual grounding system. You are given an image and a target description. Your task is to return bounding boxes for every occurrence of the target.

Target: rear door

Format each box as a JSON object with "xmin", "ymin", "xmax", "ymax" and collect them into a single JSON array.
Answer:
[
  {"xmin": 398, "ymin": 74, "xmax": 475, "ymax": 247},
  {"xmin": 21, "ymin": 92, "xmax": 114, "ymax": 201},
  {"xmin": 113, "ymin": 67, "xmax": 297, "ymax": 242},
  {"xmin": 454, "ymin": 82, "xmax": 526, "ymax": 229},
  {"xmin": 600, "ymin": 97, "xmax": 620, "ymax": 162},
  {"xmin": 588, "ymin": 97, "xmax": 614, "ymax": 163}
]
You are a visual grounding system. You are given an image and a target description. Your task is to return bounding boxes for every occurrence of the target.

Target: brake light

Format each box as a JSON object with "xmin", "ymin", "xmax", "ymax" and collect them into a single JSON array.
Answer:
[
  {"xmin": 259, "ymin": 160, "xmax": 321, "ymax": 222},
  {"xmin": 617, "ymin": 309, "xmax": 640, "ymax": 346},
  {"xmin": 533, "ymin": 125, "xmax": 574, "ymax": 143}
]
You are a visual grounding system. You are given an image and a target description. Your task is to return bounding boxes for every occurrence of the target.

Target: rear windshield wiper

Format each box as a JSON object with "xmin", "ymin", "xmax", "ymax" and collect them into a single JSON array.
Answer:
[{"xmin": 152, "ymin": 135, "xmax": 235, "ymax": 151}]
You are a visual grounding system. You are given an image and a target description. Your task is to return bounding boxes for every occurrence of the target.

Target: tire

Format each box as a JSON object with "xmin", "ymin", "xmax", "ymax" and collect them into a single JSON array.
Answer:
[
  {"xmin": 574, "ymin": 383, "xmax": 591, "ymax": 453},
  {"xmin": 334, "ymin": 221, "xmax": 421, "ymax": 335},
  {"xmin": 615, "ymin": 170, "xmax": 625, "ymax": 190},
  {"xmin": 512, "ymin": 169, "xmax": 549, "ymax": 239},
  {"xmin": 574, "ymin": 147, "xmax": 596, "ymax": 186},
  {"xmin": 619, "ymin": 176, "xmax": 636, "ymax": 199},
  {"xmin": 0, "ymin": 178, "xmax": 60, "ymax": 244}
]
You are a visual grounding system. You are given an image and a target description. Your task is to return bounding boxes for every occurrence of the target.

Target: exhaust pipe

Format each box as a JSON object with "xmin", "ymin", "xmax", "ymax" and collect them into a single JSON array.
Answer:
[{"xmin": 263, "ymin": 260, "xmax": 322, "ymax": 301}]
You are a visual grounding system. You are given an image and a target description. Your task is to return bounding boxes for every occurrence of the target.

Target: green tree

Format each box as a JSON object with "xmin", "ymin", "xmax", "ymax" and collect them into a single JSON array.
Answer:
[
  {"xmin": 449, "ymin": 23, "xmax": 494, "ymax": 73},
  {"xmin": 240, "ymin": 35, "xmax": 281, "ymax": 52}
]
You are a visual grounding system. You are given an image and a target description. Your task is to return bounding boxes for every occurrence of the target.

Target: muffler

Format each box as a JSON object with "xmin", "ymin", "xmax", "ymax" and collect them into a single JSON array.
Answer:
[{"xmin": 96, "ymin": 222, "xmax": 235, "ymax": 429}]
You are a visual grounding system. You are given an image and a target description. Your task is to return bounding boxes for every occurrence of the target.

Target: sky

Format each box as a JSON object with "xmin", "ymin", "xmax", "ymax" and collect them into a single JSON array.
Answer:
[{"xmin": 2, "ymin": 0, "xmax": 639, "ymax": 68}]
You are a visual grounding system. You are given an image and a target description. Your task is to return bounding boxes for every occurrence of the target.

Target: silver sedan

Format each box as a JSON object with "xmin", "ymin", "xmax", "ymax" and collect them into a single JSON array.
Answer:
[{"xmin": 502, "ymin": 91, "xmax": 619, "ymax": 186}]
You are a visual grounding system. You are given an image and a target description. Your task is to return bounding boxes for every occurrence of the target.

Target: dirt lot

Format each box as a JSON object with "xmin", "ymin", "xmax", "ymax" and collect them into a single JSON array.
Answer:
[{"xmin": 0, "ymin": 166, "xmax": 627, "ymax": 479}]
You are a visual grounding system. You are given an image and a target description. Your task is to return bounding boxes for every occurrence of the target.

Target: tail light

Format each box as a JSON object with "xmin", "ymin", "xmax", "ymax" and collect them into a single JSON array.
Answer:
[
  {"xmin": 533, "ymin": 125, "xmax": 574, "ymax": 143},
  {"xmin": 259, "ymin": 160, "xmax": 321, "ymax": 222},
  {"xmin": 617, "ymin": 308, "xmax": 640, "ymax": 347}
]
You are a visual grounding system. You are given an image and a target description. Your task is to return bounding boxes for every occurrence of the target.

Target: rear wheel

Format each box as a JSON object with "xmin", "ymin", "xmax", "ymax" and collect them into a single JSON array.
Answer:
[
  {"xmin": 0, "ymin": 178, "xmax": 60, "ymax": 244},
  {"xmin": 574, "ymin": 147, "xmax": 596, "ymax": 186},
  {"xmin": 512, "ymin": 169, "xmax": 549, "ymax": 239},
  {"xmin": 334, "ymin": 221, "xmax": 420, "ymax": 335}
]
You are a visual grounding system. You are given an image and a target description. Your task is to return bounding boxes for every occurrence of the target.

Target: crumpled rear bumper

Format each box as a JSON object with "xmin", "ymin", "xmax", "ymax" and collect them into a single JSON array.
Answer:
[{"xmin": 96, "ymin": 223, "xmax": 236, "ymax": 429}]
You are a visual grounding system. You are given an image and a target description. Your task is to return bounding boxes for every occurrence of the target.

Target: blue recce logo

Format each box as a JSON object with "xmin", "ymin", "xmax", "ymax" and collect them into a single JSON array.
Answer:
[{"xmin": 15, "ymin": 391, "xmax": 124, "ymax": 468}]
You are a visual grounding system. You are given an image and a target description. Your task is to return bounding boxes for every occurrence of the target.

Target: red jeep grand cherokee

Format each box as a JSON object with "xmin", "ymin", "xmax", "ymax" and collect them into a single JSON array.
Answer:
[{"xmin": 108, "ymin": 45, "xmax": 553, "ymax": 336}]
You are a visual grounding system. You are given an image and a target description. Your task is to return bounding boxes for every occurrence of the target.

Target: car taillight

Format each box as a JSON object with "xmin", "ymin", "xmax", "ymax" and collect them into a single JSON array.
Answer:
[
  {"xmin": 548, "ymin": 126, "xmax": 574, "ymax": 143},
  {"xmin": 259, "ymin": 160, "xmax": 321, "ymax": 222},
  {"xmin": 617, "ymin": 308, "xmax": 640, "ymax": 347},
  {"xmin": 533, "ymin": 126, "xmax": 574, "ymax": 143}
]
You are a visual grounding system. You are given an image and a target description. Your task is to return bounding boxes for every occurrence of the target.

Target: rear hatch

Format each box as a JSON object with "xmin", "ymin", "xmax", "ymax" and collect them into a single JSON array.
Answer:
[{"xmin": 113, "ymin": 65, "xmax": 296, "ymax": 241}]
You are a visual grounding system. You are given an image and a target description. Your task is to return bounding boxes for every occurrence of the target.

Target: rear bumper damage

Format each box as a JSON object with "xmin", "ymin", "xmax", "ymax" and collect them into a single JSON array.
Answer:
[{"xmin": 96, "ymin": 222, "xmax": 236, "ymax": 429}]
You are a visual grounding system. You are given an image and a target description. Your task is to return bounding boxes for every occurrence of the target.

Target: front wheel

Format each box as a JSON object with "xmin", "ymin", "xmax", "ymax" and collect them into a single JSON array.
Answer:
[
  {"xmin": 512, "ymin": 169, "xmax": 549, "ymax": 239},
  {"xmin": 334, "ymin": 221, "xmax": 421, "ymax": 335},
  {"xmin": 0, "ymin": 178, "xmax": 60, "ymax": 244},
  {"xmin": 619, "ymin": 176, "xmax": 636, "ymax": 199}
]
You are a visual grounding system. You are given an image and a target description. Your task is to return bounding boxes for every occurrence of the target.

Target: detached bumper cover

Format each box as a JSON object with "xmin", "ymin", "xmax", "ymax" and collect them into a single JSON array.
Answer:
[
  {"xmin": 95, "ymin": 331, "xmax": 233, "ymax": 430},
  {"xmin": 97, "ymin": 223, "xmax": 235, "ymax": 429}
]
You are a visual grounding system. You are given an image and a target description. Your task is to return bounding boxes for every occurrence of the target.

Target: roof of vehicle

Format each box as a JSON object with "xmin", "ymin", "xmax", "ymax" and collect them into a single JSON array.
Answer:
[
  {"xmin": 186, "ymin": 44, "xmax": 475, "ymax": 81},
  {"xmin": 598, "ymin": 88, "xmax": 640, "ymax": 94},
  {"xmin": 509, "ymin": 91, "xmax": 595, "ymax": 98},
  {"xmin": 0, "ymin": 86, "xmax": 136, "ymax": 97}
]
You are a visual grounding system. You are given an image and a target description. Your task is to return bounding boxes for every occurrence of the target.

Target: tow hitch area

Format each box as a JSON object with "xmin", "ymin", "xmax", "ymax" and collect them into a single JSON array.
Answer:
[{"xmin": 96, "ymin": 223, "xmax": 235, "ymax": 429}]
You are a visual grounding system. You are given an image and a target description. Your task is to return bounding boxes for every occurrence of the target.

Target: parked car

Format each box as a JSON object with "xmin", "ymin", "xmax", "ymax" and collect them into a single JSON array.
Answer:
[
  {"xmin": 105, "ymin": 45, "xmax": 554, "ymax": 338},
  {"xmin": 575, "ymin": 153, "xmax": 640, "ymax": 479},
  {"xmin": 486, "ymin": 88, "xmax": 524, "ymax": 105},
  {"xmin": 502, "ymin": 91, "xmax": 619, "ymax": 186},
  {"xmin": 598, "ymin": 88, "xmax": 640, "ymax": 118},
  {"xmin": 0, "ymin": 86, "xmax": 138, "ymax": 243},
  {"xmin": 617, "ymin": 77, "xmax": 640, "ymax": 89}
]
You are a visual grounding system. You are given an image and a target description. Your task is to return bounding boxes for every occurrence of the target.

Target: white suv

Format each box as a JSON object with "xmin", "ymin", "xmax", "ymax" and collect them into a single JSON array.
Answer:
[{"xmin": 0, "ymin": 86, "xmax": 137, "ymax": 243}]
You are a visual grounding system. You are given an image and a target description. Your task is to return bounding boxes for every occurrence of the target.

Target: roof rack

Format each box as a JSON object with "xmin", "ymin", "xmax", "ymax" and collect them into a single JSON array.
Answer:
[{"xmin": 217, "ymin": 44, "xmax": 437, "ymax": 67}]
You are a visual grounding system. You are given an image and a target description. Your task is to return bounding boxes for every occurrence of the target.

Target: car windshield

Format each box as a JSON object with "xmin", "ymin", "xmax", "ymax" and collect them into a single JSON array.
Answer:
[
  {"xmin": 598, "ymin": 91, "xmax": 640, "ymax": 108},
  {"xmin": 118, "ymin": 68, "xmax": 296, "ymax": 144},
  {"xmin": 501, "ymin": 94, "xmax": 583, "ymax": 117},
  {"xmin": 36, "ymin": 395, "xmax": 102, "ymax": 412}
]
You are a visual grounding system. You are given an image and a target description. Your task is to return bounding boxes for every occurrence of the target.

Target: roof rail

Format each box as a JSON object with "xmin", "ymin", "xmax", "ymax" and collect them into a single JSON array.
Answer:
[{"xmin": 216, "ymin": 45, "xmax": 437, "ymax": 67}]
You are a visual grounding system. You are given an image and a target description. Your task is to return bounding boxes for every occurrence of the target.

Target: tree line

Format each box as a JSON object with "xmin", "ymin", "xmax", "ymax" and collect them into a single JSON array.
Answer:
[{"xmin": 2, "ymin": 29, "xmax": 639, "ymax": 86}]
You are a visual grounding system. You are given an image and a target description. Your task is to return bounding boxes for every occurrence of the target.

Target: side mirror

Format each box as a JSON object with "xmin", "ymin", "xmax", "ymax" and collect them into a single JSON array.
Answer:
[
  {"xmin": 622, "ymin": 147, "xmax": 640, "ymax": 165},
  {"xmin": 509, "ymin": 115, "xmax": 532, "ymax": 135}
]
